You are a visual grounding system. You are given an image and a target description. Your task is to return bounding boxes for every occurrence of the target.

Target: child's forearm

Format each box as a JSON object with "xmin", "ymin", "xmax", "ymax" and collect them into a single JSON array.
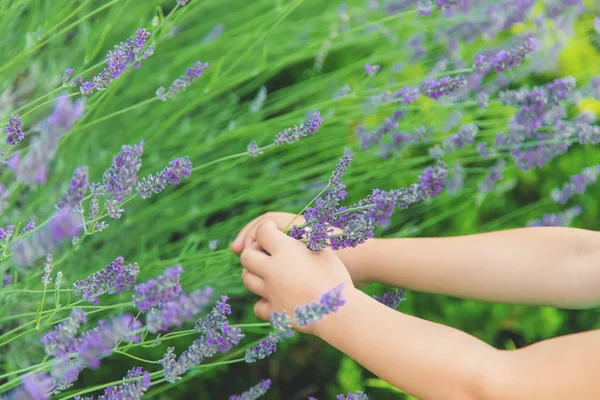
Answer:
[
  {"xmin": 337, "ymin": 227, "xmax": 600, "ymax": 309},
  {"xmin": 316, "ymin": 288, "xmax": 600, "ymax": 400},
  {"xmin": 315, "ymin": 288, "xmax": 496, "ymax": 400}
]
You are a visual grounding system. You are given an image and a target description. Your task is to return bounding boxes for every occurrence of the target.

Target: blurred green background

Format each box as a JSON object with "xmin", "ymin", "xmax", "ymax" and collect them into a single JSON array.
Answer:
[{"xmin": 1, "ymin": 0, "xmax": 600, "ymax": 398}]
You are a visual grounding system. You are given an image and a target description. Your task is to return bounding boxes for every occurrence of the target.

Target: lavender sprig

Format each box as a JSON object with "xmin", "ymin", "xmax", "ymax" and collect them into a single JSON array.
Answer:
[
  {"xmin": 135, "ymin": 156, "xmax": 192, "ymax": 199},
  {"xmin": 133, "ymin": 265, "xmax": 184, "ymax": 312},
  {"xmin": 228, "ymin": 379, "xmax": 271, "ymax": 400},
  {"xmin": 73, "ymin": 256, "xmax": 139, "ymax": 305}
]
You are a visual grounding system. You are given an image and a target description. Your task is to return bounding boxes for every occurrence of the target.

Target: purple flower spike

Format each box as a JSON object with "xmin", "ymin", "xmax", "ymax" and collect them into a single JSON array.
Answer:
[
  {"xmin": 474, "ymin": 37, "xmax": 536, "ymax": 76},
  {"xmin": 49, "ymin": 207, "xmax": 84, "ymax": 241},
  {"xmin": 229, "ymin": 379, "xmax": 271, "ymax": 400},
  {"xmin": 294, "ymin": 284, "xmax": 346, "ymax": 327},
  {"xmin": 49, "ymin": 94, "xmax": 86, "ymax": 130},
  {"xmin": 273, "ymin": 111, "xmax": 324, "ymax": 145},
  {"xmin": 420, "ymin": 75, "xmax": 467, "ymax": 100},
  {"xmin": 156, "ymin": 61, "xmax": 208, "ymax": 100},
  {"xmin": 146, "ymin": 287, "xmax": 213, "ymax": 333},
  {"xmin": 73, "ymin": 256, "xmax": 140, "ymax": 304},
  {"xmin": 528, "ymin": 205, "xmax": 582, "ymax": 227},
  {"xmin": 135, "ymin": 156, "xmax": 192, "ymax": 199},
  {"xmin": 373, "ymin": 289, "xmax": 406, "ymax": 309},
  {"xmin": 73, "ymin": 313, "xmax": 142, "ymax": 371},
  {"xmin": 245, "ymin": 333, "xmax": 279, "ymax": 363},
  {"xmin": 42, "ymin": 308, "xmax": 87, "ymax": 358},
  {"xmin": 246, "ymin": 140, "xmax": 263, "ymax": 157},
  {"xmin": 364, "ymin": 64, "xmax": 380, "ymax": 76},
  {"xmin": 133, "ymin": 265, "xmax": 184, "ymax": 311},
  {"xmin": 82, "ymin": 29, "xmax": 154, "ymax": 95},
  {"xmin": 57, "ymin": 167, "xmax": 89, "ymax": 210},
  {"xmin": 337, "ymin": 391, "xmax": 369, "ymax": 400},
  {"xmin": 161, "ymin": 297, "xmax": 243, "ymax": 383},
  {"xmin": 103, "ymin": 141, "xmax": 144, "ymax": 202},
  {"xmin": 96, "ymin": 367, "xmax": 151, "ymax": 400},
  {"xmin": 22, "ymin": 373, "xmax": 53, "ymax": 400},
  {"xmin": 5, "ymin": 114, "xmax": 24, "ymax": 145}
]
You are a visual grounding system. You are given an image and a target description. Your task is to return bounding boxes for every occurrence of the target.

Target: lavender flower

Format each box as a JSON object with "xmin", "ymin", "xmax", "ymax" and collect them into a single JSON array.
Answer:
[
  {"xmin": 42, "ymin": 254, "xmax": 54, "ymax": 286},
  {"xmin": 208, "ymin": 239, "xmax": 219, "ymax": 250},
  {"xmin": 477, "ymin": 92, "xmax": 489, "ymax": 108},
  {"xmin": 63, "ymin": 68, "xmax": 74, "ymax": 83},
  {"xmin": 294, "ymin": 157, "xmax": 447, "ymax": 252},
  {"xmin": 96, "ymin": 367, "xmax": 151, "ymax": 400},
  {"xmin": 479, "ymin": 160, "xmax": 506, "ymax": 193},
  {"xmin": 103, "ymin": 141, "xmax": 144, "ymax": 202},
  {"xmin": 42, "ymin": 308, "xmax": 87, "ymax": 358},
  {"xmin": 442, "ymin": 124, "xmax": 478, "ymax": 152},
  {"xmin": 551, "ymin": 165, "xmax": 600, "ymax": 204},
  {"xmin": 21, "ymin": 373, "xmax": 53, "ymax": 400},
  {"xmin": 446, "ymin": 162, "xmax": 464, "ymax": 196},
  {"xmin": 195, "ymin": 295, "xmax": 232, "ymax": 333},
  {"xmin": 73, "ymin": 257, "xmax": 139, "ymax": 304},
  {"xmin": 23, "ymin": 219, "xmax": 36, "ymax": 233},
  {"xmin": 146, "ymin": 287, "xmax": 213, "ymax": 333},
  {"xmin": 336, "ymin": 391, "xmax": 369, "ymax": 400},
  {"xmin": 57, "ymin": 167, "xmax": 89, "ymax": 210},
  {"xmin": 160, "ymin": 297, "xmax": 243, "ymax": 382},
  {"xmin": 373, "ymin": 289, "xmax": 405, "ymax": 309},
  {"xmin": 5, "ymin": 114, "xmax": 24, "ymax": 145},
  {"xmin": 295, "ymin": 284, "xmax": 346, "ymax": 327},
  {"xmin": 104, "ymin": 199, "xmax": 125, "ymax": 219},
  {"xmin": 417, "ymin": 0, "xmax": 433, "ymax": 16},
  {"xmin": 48, "ymin": 207, "xmax": 83, "ymax": 241},
  {"xmin": 269, "ymin": 310, "xmax": 294, "ymax": 339},
  {"xmin": 0, "ymin": 225, "xmax": 15, "ymax": 241},
  {"xmin": 245, "ymin": 333, "xmax": 279, "ymax": 363},
  {"xmin": 420, "ymin": 75, "xmax": 467, "ymax": 100},
  {"xmin": 73, "ymin": 314, "xmax": 142, "ymax": 369},
  {"xmin": 11, "ymin": 208, "xmax": 82, "ymax": 267},
  {"xmin": 229, "ymin": 379, "xmax": 271, "ymax": 400},
  {"xmin": 133, "ymin": 265, "xmax": 184, "ymax": 312},
  {"xmin": 177, "ymin": 0, "xmax": 190, "ymax": 5},
  {"xmin": 48, "ymin": 95, "xmax": 86, "ymax": 131},
  {"xmin": 81, "ymin": 29, "xmax": 154, "ymax": 94},
  {"xmin": 364, "ymin": 64, "xmax": 380, "ymax": 76},
  {"xmin": 156, "ymin": 61, "xmax": 208, "ymax": 100},
  {"xmin": 595, "ymin": 17, "xmax": 600, "ymax": 34},
  {"xmin": 245, "ymin": 140, "xmax": 263, "ymax": 157},
  {"xmin": 527, "ymin": 205, "xmax": 582, "ymax": 227},
  {"xmin": 473, "ymin": 37, "xmax": 536, "ymax": 76},
  {"xmin": 273, "ymin": 111, "xmax": 324, "ymax": 145},
  {"xmin": 3, "ymin": 275, "xmax": 12, "ymax": 287},
  {"xmin": 135, "ymin": 156, "xmax": 192, "ymax": 199}
]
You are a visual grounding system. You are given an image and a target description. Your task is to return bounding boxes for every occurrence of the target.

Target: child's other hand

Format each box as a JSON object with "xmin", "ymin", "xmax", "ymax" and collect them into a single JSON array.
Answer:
[
  {"xmin": 232, "ymin": 211, "xmax": 371, "ymax": 286},
  {"xmin": 239, "ymin": 221, "xmax": 354, "ymax": 334}
]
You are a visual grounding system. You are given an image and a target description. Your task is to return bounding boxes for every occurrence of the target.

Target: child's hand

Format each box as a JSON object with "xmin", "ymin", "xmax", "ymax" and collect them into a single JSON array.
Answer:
[
  {"xmin": 239, "ymin": 221, "xmax": 355, "ymax": 334},
  {"xmin": 232, "ymin": 211, "xmax": 371, "ymax": 286}
]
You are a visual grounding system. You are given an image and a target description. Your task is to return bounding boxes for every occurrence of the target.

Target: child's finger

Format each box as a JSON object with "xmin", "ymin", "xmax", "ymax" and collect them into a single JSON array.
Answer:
[
  {"xmin": 241, "ymin": 268, "xmax": 267, "ymax": 298},
  {"xmin": 240, "ymin": 242, "xmax": 270, "ymax": 277},
  {"xmin": 253, "ymin": 298, "xmax": 271, "ymax": 321},
  {"xmin": 255, "ymin": 221, "xmax": 295, "ymax": 254},
  {"xmin": 232, "ymin": 215, "xmax": 263, "ymax": 252}
]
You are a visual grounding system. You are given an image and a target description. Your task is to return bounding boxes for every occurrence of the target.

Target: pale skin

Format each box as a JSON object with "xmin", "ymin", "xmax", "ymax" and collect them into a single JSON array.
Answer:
[{"xmin": 232, "ymin": 212, "xmax": 600, "ymax": 400}]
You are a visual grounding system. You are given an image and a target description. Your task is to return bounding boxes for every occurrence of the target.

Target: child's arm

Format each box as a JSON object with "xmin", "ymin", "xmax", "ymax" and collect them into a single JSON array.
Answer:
[
  {"xmin": 240, "ymin": 222, "xmax": 600, "ymax": 400},
  {"xmin": 233, "ymin": 212, "xmax": 600, "ymax": 309}
]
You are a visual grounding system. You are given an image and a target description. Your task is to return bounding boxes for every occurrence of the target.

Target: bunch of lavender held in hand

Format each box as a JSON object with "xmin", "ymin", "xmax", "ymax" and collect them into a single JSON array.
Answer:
[{"xmin": 290, "ymin": 151, "xmax": 448, "ymax": 252}]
